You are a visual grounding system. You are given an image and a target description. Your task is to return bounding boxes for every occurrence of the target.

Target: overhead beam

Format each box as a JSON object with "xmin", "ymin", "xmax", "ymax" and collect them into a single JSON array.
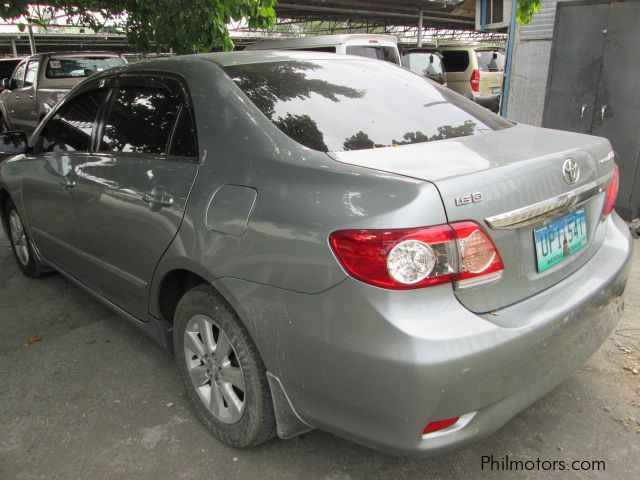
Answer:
[{"xmin": 276, "ymin": 4, "xmax": 475, "ymax": 25}]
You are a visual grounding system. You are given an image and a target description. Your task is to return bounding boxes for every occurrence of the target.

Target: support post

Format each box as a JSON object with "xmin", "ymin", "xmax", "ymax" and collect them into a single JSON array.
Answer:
[
  {"xmin": 417, "ymin": 10, "xmax": 423, "ymax": 47},
  {"xmin": 27, "ymin": 24, "xmax": 36, "ymax": 54},
  {"xmin": 500, "ymin": 0, "xmax": 518, "ymax": 117},
  {"xmin": 10, "ymin": 37, "xmax": 18, "ymax": 57}
]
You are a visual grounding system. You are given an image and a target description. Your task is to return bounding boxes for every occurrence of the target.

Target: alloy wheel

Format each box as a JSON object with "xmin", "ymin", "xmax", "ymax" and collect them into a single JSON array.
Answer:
[
  {"xmin": 9, "ymin": 210, "xmax": 29, "ymax": 266},
  {"xmin": 183, "ymin": 314, "xmax": 246, "ymax": 424}
]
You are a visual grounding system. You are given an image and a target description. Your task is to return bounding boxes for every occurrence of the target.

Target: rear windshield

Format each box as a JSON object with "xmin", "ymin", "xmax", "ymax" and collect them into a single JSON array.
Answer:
[
  {"xmin": 345, "ymin": 45, "xmax": 400, "ymax": 64},
  {"xmin": 475, "ymin": 50, "xmax": 505, "ymax": 72},
  {"xmin": 402, "ymin": 52, "xmax": 444, "ymax": 76},
  {"xmin": 45, "ymin": 56, "xmax": 125, "ymax": 79},
  {"xmin": 224, "ymin": 59, "xmax": 511, "ymax": 152}
]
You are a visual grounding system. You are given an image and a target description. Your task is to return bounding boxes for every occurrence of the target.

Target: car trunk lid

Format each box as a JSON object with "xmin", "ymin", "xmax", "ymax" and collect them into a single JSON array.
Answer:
[{"xmin": 329, "ymin": 124, "xmax": 615, "ymax": 312}]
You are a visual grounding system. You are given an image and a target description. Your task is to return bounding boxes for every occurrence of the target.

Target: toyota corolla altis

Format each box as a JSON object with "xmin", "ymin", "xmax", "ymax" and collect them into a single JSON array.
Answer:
[{"xmin": 0, "ymin": 51, "xmax": 632, "ymax": 456}]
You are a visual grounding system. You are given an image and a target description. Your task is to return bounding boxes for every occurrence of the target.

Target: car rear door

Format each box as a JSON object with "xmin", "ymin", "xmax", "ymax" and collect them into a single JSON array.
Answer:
[
  {"xmin": 475, "ymin": 50, "xmax": 504, "ymax": 97},
  {"xmin": 74, "ymin": 74, "xmax": 199, "ymax": 320},
  {"xmin": 441, "ymin": 50, "xmax": 471, "ymax": 95},
  {"xmin": 20, "ymin": 83, "xmax": 110, "ymax": 271}
]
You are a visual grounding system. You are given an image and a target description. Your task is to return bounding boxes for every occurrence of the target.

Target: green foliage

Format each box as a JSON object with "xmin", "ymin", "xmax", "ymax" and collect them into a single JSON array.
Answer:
[
  {"xmin": 0, "ymin": 1, "xmax": 277, "ymax": 53},
  {"xmin": 516, "ymin": 0, "xmax": 542, "ymax": 25}
]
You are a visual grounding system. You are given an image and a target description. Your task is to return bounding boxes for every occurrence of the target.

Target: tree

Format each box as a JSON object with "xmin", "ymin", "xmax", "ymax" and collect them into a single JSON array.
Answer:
[
  {"xmin": 0, "ymin": 1, "xmax": 277, "ymax": 53},
  {"xmin": 517, "ymin": 0, "xmax": 542, "ymax": 25}
]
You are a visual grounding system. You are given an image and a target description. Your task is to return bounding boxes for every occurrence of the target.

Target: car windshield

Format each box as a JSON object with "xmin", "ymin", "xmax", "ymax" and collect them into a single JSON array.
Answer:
[
  {"xmin": 224, "ymin": 59, "xmax": 511, "ymax": 152},
  {"xmin": 402, "ymin": 52, "xmax": 444, "ymax": 76},
  {"xmin": 475, "ymin": 50, "xmax": 505, "ymax": 72},
  {"xmin": 45, "ymin": 56, "xmax": 125, "ymax": 79},
  {"xmin": 345, "ymin": 45, "xmax": 400, "ymax": 64}
]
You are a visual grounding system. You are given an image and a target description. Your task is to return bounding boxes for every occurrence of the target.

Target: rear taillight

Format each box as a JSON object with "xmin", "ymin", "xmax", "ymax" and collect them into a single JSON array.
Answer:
[
  {"xmin": 470, "ymin": 69, "xmax": 480, "ymax": 92},
  {"xmin": 329, "ymin": 222, "xmax": 503, "ymax": 290},
  {"xmin": 602, "ymin": 162, "xmax": 619, "ymax": 217}
]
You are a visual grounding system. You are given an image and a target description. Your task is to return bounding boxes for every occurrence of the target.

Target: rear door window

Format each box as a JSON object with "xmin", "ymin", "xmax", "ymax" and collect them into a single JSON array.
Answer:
[
  {"xmin": 441, "ymin": 51, "xmax": 470, "ymax": 72},
  {"xmin": 99, "ymin": 86, "xmax": 180, "ymax": 154},
  {"xmin": 41, "ymin": 89, "xmax": 108, "ymax": 153},
  {"xmin": 475, "ymin": 50, "xmax": 505, "ymax": 72},
  {"xmin": 345, "ymin": 46, "xmax": 400, "ymax": 64},
  {"xmin": 225, "ymin": 59, "xmax": 511, "ymax": 153},
  {"xmin": 169, "ymin": 107, "xmax": 198, "ymax": 158}
]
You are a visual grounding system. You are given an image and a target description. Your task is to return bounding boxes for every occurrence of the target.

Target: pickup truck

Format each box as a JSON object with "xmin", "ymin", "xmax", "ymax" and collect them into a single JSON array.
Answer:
[{"xmin": 0, "ymin": 51, "xmax": 126, "ymax": 134}]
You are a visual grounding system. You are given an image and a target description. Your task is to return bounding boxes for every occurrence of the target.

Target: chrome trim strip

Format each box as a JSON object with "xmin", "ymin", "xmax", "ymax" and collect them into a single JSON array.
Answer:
[{"xmin": 485, "ymin": 171, "xmax": 614, "ymax": 230}]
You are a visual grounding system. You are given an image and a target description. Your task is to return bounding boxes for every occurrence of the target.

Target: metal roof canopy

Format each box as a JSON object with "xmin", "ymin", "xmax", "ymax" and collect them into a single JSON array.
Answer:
[{"xmin": 274, "ymin": 0, "xmax": 475, "ymax": 29}]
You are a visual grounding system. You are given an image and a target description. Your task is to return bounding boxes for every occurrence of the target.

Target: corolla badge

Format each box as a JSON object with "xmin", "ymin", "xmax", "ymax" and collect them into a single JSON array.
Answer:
[{"xmin": 562, "ymin": 158, "xmax": 579, "ymax": 185}]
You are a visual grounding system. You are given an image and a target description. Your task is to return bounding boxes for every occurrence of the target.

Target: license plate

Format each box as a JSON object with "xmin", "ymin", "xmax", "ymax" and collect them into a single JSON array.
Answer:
[
  {"xmin": 534, "ymin": 209, "xmax": 587, "ymax": 272},
  {"xmin": 491, "ymin": 86, "xmax": 501, "ymax": 95}
]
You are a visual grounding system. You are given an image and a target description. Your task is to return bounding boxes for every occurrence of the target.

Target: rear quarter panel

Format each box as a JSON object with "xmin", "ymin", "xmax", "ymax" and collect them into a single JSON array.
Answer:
[{"xmin": 148, "ymin": 58, "xmax": 447, "ymax": 313}]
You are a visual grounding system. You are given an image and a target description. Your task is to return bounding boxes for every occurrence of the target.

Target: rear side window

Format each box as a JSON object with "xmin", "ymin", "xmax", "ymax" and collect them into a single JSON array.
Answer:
[
  {"xmin": 100, "ymin": 86, "xmax": 179, "ymax": 154},
  {"xmin": 441, "ymin": 51, "xmax": 470, "ymax": 72},
  {"xmin": 45, "ymin": 56, "xmax": 124, "ymax": 79},
  {"xmin": 475, "ymin": 50, "xmax": 505, "ymax": 72},
  {"xmin": 345, "ymin": 46, "xmax": 400, "ymax": 64},
  {"xmin": 41, "ymin": 89, "xmax": 108, "ymax": 153},
  {"xmin": 225, "ymin": 59, "xmax": 511, "ymax": 153}
]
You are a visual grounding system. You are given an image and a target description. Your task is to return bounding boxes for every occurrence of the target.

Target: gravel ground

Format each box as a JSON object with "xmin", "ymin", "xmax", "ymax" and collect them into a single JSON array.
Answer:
[{"xmin": 0, "ymin": 229, "xmax": 639, "ymax": 480}]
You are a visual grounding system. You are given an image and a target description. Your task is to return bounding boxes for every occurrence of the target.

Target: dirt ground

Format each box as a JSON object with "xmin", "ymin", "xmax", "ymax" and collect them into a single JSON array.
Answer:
[{"xmin": 0, "ymin": 229, "xmax": 638, "ymax": 480}]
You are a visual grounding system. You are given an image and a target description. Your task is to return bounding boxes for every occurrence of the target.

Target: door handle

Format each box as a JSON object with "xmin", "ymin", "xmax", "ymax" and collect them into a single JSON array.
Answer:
[
  {"xmin": 141, "ymin": 187, "xmax": 174, "ymax": 209},
  {"xmin": 580, "ymin": 104, "xmax": 588, "ymax": 119},
  {"xmin": 59, "ymin": 178, "xmax": 76, "ymax": 191},
  {"xmin": 600, "ymin": 105, "xmax": 608, "ymax": 121}
]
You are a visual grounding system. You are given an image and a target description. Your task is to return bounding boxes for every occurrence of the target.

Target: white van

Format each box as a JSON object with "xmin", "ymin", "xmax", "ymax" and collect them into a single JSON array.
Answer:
[{"xmin": 244, "ymin": 34, "xmax": 400, "ymax": 65}]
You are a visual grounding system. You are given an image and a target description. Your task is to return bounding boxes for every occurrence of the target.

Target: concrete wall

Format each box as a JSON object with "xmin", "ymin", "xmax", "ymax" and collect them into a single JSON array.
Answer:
[{"xmin": 505, "ymin": 0, "xmax": 558, "ymax": 126}]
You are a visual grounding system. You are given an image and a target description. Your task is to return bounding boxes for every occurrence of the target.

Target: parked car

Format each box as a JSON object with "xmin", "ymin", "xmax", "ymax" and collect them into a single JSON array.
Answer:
[
  {"xmin": 0, "ymin": 58, "xmax": 22, "ymax": 94},
  {"xmin": 0, "ymin": 52, "xmax": 126, "ymax": 134},
  {"xmin": 440, "ymin": 46, "xmax": 504, "ymax": 112},
  {"xmin": 245, "ymin": 33, "xmax": 400, "ymax": 64},
  {"xmin": 400, "ymin": 47, "xmax": 447, "ymax": 85},
  {"xmin": 0, "ymin": 51, "xmax": 631, "ymax": 456}
]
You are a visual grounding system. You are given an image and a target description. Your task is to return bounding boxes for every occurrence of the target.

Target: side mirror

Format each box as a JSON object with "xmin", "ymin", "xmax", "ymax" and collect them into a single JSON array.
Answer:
[
  {"xmin": 0, "ymin": 131, "xmax": 28, "ymax": 155},
  {"xmin": 493, "ymin": 52, "xmax": 498, "ymax": 60},
  {"xmin": 1, "ymin": 78, "xmax": 8, "ymax": 89},
  {"xmin": 429, "ymin": 54, "xmax": 434, "ymax": 64}
]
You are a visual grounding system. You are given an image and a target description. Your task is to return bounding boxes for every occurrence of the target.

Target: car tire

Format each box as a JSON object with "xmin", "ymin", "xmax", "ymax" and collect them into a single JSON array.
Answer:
[
  {"xmin": 173, "ymin": 284, "xmax": 276, "ymax": 448},
  {"xmin": 5, "ymin": 199, "xmax": 43, "ymax": 278}
]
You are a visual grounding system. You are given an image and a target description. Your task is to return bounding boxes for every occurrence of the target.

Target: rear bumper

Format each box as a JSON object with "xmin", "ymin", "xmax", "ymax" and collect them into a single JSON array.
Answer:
[
  {"xmin": 218, "ymin": 213, "xmax": 632, "ymax": 456},
  {"xmin": 473, "ymin": 93, "xmax": 501, "ymax": 112}
]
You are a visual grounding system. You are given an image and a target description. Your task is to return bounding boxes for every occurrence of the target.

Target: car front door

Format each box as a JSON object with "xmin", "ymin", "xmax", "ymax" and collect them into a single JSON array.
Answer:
[
  {"xmin": 74, "ymin": 75, "xmax": 199, "ymax": 320},
  {"xmin": 20, "ymin": 84, "xmax": 110, "ymax": 272},
  {"xmin": 14, "ymin": 59, "xmax": 40, "ymax": 134},
  {"xmin": 1, "ymin": 60, "xmax": 26, "ymax": 130}
]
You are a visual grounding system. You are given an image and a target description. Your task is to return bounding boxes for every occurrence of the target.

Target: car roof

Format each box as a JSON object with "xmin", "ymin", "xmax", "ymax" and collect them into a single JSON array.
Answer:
[
  {"xmin": 26, "ymin": 51, "xmax": 123, "ymax": 60},
  {"xmin": 117, "ymin": 50, "xmax": 382, "ymax": 72},
  {"xmin": 244, "ymin": 33, "xmax": 398, "ymax": 50}
]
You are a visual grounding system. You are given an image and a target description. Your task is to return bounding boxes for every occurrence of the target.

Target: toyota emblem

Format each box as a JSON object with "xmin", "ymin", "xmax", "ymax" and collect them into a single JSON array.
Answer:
[{"xmin": 562, "ymin": 158, "xmax": 579, "ymax": 185}]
